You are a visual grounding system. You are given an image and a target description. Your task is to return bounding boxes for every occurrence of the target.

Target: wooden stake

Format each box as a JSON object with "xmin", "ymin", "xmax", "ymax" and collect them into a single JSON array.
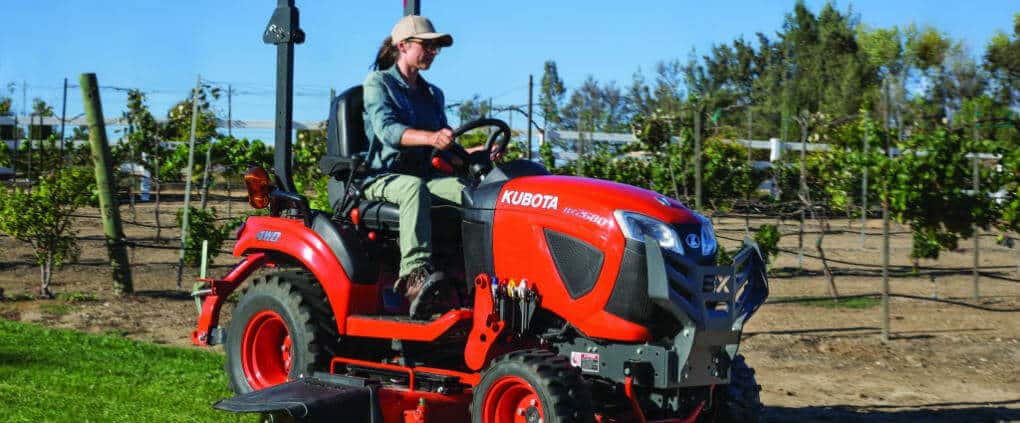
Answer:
[{"xmin": 80, "ymin": 73, "xmax": 134, "ymax": 295}]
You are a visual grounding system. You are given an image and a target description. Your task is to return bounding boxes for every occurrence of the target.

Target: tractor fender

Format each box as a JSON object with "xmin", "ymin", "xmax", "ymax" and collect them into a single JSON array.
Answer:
[{"xmin": 234, "ymin": 216, "xmax": 380, "ymax": 334}]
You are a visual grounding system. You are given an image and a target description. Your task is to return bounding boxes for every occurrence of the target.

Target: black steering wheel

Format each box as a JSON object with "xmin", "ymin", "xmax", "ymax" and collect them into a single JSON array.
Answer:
[{"xmin": 430, "ymin": 118, "xmax": 511, "ymax": 179}]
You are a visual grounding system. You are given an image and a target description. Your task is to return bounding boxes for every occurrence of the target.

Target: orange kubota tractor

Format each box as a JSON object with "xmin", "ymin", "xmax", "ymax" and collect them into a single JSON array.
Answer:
[{"xmin": 191, "ymin": 1, "xmax": 769, "ymax": 422}]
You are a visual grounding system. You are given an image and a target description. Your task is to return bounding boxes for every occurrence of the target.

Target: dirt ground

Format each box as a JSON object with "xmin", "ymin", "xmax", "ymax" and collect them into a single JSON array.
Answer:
[{"xmin": 1, "ymin": 191, "xmax": 1018, "ymax": 422}]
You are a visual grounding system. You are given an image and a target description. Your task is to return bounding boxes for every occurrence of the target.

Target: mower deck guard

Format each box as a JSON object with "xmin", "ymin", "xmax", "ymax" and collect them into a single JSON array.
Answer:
[{"xmin": 214, "ymin": 373, "xmax": 377, "ymax": 423}]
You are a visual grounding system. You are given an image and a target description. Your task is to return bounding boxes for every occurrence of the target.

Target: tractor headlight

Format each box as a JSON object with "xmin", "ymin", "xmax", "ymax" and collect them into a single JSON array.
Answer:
[
  {"xmin": 615, "ymin": 211, "xmax": 684, "ymax": 256},
  {"xmin": 696, "ymin": 213, "xmax": 718, "ymax": 256}
]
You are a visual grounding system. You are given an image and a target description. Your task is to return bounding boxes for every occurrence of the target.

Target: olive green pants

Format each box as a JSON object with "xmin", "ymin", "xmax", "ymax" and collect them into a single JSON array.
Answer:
[{"xmin": 362, "ymin": 174, "xmax": 465, "ymax": 277}]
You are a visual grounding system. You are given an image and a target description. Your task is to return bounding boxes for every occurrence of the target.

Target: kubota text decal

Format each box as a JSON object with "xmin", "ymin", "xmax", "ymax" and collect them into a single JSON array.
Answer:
[{"xmin": 500, "ymin": 190, "xmax": 559, "ymax": 210}]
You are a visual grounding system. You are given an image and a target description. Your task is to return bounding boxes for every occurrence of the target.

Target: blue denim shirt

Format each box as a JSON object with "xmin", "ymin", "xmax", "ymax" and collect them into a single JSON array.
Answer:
[{"xmin": 362, "ymin": 65, "xmax": 448, "ymax": 183}]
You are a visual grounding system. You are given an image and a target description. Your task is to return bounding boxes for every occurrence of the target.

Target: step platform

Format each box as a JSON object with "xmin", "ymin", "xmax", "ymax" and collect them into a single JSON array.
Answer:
[{"xmin": 214, "ymin": 373, "xmax": 380, "ymax": 423}]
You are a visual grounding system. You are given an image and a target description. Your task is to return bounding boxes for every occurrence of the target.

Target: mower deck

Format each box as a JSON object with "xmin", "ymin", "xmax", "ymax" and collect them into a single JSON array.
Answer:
[{"xmin": 214, "ymin": 373, "xmax": 376, "ymax": 422}]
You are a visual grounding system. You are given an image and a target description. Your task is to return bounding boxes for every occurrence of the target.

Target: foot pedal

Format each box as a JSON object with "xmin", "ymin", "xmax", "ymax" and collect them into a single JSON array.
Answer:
[{"xmin": 214, "ymin": 373, "xmax": 377, "ymax": 422}]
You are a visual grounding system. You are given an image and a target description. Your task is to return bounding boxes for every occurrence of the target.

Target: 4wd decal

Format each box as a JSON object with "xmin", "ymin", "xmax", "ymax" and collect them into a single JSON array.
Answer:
[
  {"xmin": 256, "ymin": 230, "xmax": 282, "ymax": 242},
  {"xmin": 500, "ymin": 190, "xmax": 559, "ymax": 210}
]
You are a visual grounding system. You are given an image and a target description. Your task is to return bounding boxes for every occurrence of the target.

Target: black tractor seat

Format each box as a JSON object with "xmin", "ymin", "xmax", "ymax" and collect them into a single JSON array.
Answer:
[{"xmin": 357, "ymin": 199, "xmax": 463, "ymax": 234}]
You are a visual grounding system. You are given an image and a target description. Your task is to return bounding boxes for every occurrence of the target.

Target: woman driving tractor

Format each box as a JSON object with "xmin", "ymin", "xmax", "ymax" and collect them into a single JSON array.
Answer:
[{"xmin": 362, "ymin": 15, "xmax": 487, "ymax": 319}]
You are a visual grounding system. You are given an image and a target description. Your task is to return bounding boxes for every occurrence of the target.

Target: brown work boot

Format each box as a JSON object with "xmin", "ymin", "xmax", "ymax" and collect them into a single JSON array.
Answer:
[{"xmin": 397, "ymin": 265, "xmax": 450, "ymax": 319}]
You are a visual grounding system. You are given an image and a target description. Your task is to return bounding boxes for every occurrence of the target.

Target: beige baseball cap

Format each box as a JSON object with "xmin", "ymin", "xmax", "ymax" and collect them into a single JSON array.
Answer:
[{"xmin": 390, "ymin": 15, "xmax": 453, "ymax": 47}]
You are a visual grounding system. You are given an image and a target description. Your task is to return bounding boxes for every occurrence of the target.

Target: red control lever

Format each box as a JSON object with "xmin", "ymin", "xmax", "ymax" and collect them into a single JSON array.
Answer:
[{"xmin": 431, "ymin": 156, "xmax": 454, "ymax": 174}]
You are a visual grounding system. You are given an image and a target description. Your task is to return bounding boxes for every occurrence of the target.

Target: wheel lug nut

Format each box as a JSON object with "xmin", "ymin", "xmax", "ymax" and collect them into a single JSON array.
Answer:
[
  {"xmin": 516, "ymin": 408, "xmax": 524, "ymax": 416},
  {"xmin": 530, "ymin": 399, "xmax": 537, "ymax": 407}
]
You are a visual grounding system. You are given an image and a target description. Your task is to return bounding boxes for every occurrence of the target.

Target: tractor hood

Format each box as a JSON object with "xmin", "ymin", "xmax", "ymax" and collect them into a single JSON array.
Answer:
[{"xmin": 494, "ymin": 175, "xmax": 700, "ymax": 227}]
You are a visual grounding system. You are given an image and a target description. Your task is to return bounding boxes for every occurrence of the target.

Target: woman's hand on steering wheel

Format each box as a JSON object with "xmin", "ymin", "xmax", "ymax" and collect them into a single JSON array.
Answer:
[{"xmin": 429, "ymin": 128, "xmax": 455, "ymax": 151}]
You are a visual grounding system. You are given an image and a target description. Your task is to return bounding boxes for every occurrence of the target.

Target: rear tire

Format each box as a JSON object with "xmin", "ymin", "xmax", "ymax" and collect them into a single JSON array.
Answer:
[
  {"xmin": 714, "ymin": 354, "xmax": 763, "ymax": 423},
  {"xmin": 224, "ymin": 271, "xmax": 337, "ymax": 394},
  {"xmin": 471, "ymin": 349, "xmax": 594, "ymax": 423}
]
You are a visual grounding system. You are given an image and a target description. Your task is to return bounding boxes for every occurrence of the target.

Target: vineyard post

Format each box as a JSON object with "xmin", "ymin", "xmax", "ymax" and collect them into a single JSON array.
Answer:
[
  {"xmin": 27, "ymin": 113, "xmax": 34, "ymax": 185},
  {"xmin": 745, "ymin": 106, "xmax": 752, "ymax": 236},
  {"xmin": 972, "ymin": 153, "xmax": 980, "ymax": 301},
  {"xmin": 528, "ymin": 74, "xmax": 534, "ymax": 160},
  {"xmin": 11, "ymin": 115, "xmax": 17, "ymax": 179},
  {"xmin": 59, "ymin": 77, "xmax": 68, "ymax": 165},
  {"xmin": 227, "ymin": 85, "xmax": 233, "ymax": 138},
  {"xmin": 798, "ymin": 115, "xmax": 807, "ymax": 272},
  {"xmin": 881, "ymin": 80, "xmax": 891, "ymax": 343},
  {"xmin": 971, "ymin": 106, "xmax": 981, "ymax": 301},
  {"xmin": 176, "ymin": 75, "xmax": 201, "ymax": 290},
  {"xmin": 694, "ymin": 105, "xmax": 703, "ymax": 211},
  {"xmin": 80, "ymin": 73, "xmax": 134, "ymax": 295},
  {"xmin": 861, "ymin": 122, "xmax": 868, "ymax": 248},
  {"xmin": 199, "ymin": 131, "xmax": 213, "ymax": 209}
]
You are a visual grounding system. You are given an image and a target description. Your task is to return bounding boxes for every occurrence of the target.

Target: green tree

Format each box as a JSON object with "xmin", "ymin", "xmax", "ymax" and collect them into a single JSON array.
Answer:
[
  {"xmin": 123, "ymin": 89, "xmax": 168, "ymax": 239},
  {"xmin": 983, "ymin": 13, "xmax": 1020, "ymax": 108},
  {"xmin": 0, "ymin": 96, "xmax": 12, "ymax": 115},
  {"xmin": 0, "ymin": 167, "xmax": 94, "ymax": 297},
  {"xmin": 539, "ymin": 60, "xmax": 566, "ymax": 128}
]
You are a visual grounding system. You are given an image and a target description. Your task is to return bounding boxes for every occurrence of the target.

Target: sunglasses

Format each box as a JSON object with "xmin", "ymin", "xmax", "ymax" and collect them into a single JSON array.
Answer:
[{"xmin": 406, "ymin": 38, "xmax": 443, "ymax": 52}]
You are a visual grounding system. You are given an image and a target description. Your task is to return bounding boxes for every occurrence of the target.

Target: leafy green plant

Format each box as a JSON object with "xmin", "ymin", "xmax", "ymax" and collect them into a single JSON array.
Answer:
[
  {"xmin": 55, "ymin": 291, "xmax": 98, "ymax": 303},
  {"xmin": 753, "ymin": 224, "xmax": 781, "ymax": 265},
  {"xmin": 175, "ymin": 207, "xmax": 236, "ymax": 267},
  {"xmin": 0, "ymin": 167, "xmax": 94, "ymax": 298}
]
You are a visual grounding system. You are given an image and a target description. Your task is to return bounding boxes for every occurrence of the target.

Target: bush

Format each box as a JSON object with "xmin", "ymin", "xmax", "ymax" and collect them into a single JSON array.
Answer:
[
  {"xmin": 753, "ymin": 224, "xmax": 781, "ymax": 265},
  {"xmin": 175, "ymin": 207, "xmax": 236, "ymax": 267},
  {"xmin": 0, "ymin": 167, "xmax": 94, "ymax": 297}
]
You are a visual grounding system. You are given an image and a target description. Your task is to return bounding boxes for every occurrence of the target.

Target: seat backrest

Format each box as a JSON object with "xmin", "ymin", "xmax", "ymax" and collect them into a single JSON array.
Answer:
[{"xmin": 326, "ymin": 85, "xmax": 366, "ymax": 158}]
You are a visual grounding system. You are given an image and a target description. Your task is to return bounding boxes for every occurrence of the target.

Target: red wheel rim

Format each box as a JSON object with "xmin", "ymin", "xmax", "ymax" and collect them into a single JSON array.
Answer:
[
  {"xmin": 241, "ymin": 310, "xmax": 292, "ymax": 390},
  {"xmin": 482, "ymin": 376, "xmax": 544, "ymax": 423}
]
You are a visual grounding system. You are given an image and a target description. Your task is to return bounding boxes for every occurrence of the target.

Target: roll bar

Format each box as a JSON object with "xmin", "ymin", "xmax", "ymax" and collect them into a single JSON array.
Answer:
[{"xmin": 265, "ymin": 1, "xmax": 417, "ymax": 192}]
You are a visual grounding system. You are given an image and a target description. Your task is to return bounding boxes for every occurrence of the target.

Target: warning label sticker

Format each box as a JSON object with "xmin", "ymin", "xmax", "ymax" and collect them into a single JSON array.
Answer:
[{"xmin": 570, "ymin": 352, "xmax": 600, "ymax": 373}]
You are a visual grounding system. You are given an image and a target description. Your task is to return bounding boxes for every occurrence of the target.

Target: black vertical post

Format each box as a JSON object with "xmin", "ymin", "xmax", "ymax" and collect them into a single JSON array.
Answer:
[
  {"xmin": 59, "ymin": 78, "xmax": 68, "ymax": 164},
  {"xmin": 11, "ymin": 116, "xmax": 17, "ymax": 179},
  {"xmin": 528, "ymin": 74, "xmax": 533, "ymax": 160},
  {"xmin": 404, "ymin": 0, "xmax": 420, "ymax": 16},
  {"xmin": 694, "ymin": 105, "xmax": 702, "ymax": 211},
  {"xmin": 264, "ymin": 0, "xmax": 304, "ymax": 193},
  {"xmin": 227, "ymin": 85, "xmax": 233, "ymax": 138}
]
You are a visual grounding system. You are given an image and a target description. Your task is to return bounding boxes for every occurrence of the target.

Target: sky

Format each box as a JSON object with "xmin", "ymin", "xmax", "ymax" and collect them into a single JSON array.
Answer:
[{"xmin": 1, "ymin": 0, "xmax": 1016, "ymax": 142}]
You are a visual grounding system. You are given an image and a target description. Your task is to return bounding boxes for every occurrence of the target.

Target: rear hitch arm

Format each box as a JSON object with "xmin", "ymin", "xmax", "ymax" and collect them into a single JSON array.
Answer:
[{"xmin": 191, "ymin": 252, "xmax": 271, "ymax": 346}]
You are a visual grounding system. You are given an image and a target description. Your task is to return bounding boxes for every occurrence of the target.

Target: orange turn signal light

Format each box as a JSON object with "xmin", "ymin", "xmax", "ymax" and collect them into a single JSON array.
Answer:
[{"xmin": 244, "ymin": 166, "xmax": 272, "ymax": 209}]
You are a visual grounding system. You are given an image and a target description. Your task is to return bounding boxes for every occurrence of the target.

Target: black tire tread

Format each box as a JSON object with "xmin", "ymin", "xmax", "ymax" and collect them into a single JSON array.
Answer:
[
  {"xmin": 715, "ymin": 354, "xmax": 763, "ymax": 423},
  {"xmin": 472, "ymin": 349, "xmax": 594, "ymax": 423},
  {"xmin": 224, "ymin": 270, "xmax": 338, "ymax": 394}
]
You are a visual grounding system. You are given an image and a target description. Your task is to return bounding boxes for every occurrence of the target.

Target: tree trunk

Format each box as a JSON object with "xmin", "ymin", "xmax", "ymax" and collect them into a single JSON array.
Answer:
[
  {"xmin": 40, "ymin": 254, "xmax": 54, "ymax": 299},
  {"xmin": 812, "ymin": 209, "xmax": 839, "ymax": 299}
]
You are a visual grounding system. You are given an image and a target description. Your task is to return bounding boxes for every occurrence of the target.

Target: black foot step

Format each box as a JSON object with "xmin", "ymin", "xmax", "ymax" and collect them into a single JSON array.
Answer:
[{"xmin": 214, "ymin": 373, "xmax": 378, "ymax": 423}]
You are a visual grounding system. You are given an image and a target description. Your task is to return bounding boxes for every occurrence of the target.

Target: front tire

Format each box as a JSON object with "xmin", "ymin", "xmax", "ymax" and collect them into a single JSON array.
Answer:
[
  {"xmin": 224, "ymin": 271, "xmax": 335, "ymax": 394},
  {"xmin": 714, "ymin": 354, "xmax": 763, "ymax": 423},
  {"xmin": 471, "ymin": 349, "xmax": 594, "ymax": 423}
]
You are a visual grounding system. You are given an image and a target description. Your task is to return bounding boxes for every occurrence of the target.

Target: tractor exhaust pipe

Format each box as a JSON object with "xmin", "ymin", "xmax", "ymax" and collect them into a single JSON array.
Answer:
[
  {"xmin": 264, "ymin": 0, "xmax": 304, "ymax": 193},
  {"xmin": 404, "ymin": 0, "xmax": 420, "ymax": 16}
]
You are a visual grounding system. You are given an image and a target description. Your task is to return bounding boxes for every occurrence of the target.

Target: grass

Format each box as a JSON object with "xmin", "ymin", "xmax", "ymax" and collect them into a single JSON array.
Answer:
[
  {"xmin": 772, "ymin": 295, "xmax": 882, "ymax": 309},
  {"xmin": 38, "ymin": 302, "xmax": 73, "ymax": 316},
  {"xmin": 0, "ymin": 320, "xmax": 252, "ymax": 423}
]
